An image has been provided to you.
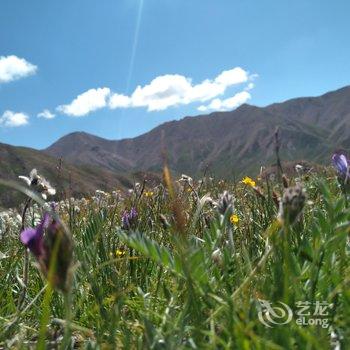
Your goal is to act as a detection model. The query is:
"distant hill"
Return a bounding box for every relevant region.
[0,143,157,208]
[1,85,349,207]
[46,86,350,178]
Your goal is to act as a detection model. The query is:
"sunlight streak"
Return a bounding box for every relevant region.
[126,0,145,94]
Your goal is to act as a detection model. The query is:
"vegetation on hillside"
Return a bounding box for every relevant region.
[0,156,349,349]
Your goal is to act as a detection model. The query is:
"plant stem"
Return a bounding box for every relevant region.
[17,198,32,311]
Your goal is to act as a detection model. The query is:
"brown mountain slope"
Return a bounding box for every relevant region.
[46,132,134,172]
[46,86,350,178]
[0,143,153,208]
[266,85,350,147]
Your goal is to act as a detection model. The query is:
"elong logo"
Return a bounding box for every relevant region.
[257,299,330,328]
[258,300,293,327]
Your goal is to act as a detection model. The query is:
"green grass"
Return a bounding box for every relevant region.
[0,170,349,349]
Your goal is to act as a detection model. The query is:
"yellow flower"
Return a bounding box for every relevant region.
[144,191,154,197]
[115,249,126,257]
[230,214,239,225]
[242,176,256,187]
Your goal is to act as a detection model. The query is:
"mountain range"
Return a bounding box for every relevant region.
[1,85,350,207]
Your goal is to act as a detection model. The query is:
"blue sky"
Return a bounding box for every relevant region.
[0,0,349,149]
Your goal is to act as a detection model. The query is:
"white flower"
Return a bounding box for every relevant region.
[19,168,56,199]
[18,168,38,186]
[211,248,223,266]
[95,189,108,197]
[179,174,193,186]
[15,214,22,223]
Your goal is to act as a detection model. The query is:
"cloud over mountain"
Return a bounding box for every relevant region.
[58,67,255,116]
[57,88,111,117]
[198,91,251,112]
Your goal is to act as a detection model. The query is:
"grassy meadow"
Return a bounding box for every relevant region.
[0,165,349,349]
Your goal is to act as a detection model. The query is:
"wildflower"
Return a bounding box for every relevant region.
[215,191,235,216]
[121,207,138,230]
[282,174,290,188]
[332,151,349,184]
[121,210,130,229]
[295,164,304,181]
[278,185,306,225]
[19,169,56,200]
[144,191,154,197]
[133,183,142,196]
[159,214,171,229]
[115,248,126,257]
[269,173,276,182]
[230,214,239,225]
[295,164,304,172]
[129,207,137,220]
[179,174,193,186]
[242,176,256,187]
[272,190,280,209]
[20,213,48,259]
[211,248,223,266]
[95,189,108,197]
[112,190,121,200]
[218,180,225,187]
[0,211,22,239]
[20,212,73,292]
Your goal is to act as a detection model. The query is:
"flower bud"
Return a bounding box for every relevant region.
[215,191,235,216]
[278,185,306,225]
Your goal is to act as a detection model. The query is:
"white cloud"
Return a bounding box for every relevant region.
[245,82,255,91]
[37,109,55,119]
[198,91,251,112]
[184,79,225,103]
[0,55,37,83]
[57,67,255,116]
[0,110,29,127]
[197,105,208,112]
[112,67,251,112]
[109,93,132,109]
[130,74,191,111]
[214,67,248,87]
[57,87,111,117]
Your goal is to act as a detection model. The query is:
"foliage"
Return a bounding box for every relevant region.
[0,170,349,349]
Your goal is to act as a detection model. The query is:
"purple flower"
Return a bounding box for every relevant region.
[20,212,72,292]
[121,210,130,229]
[121,207,138,230]
[129,207,138,220]
[20,213,50,258]
[332,152,349,180]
